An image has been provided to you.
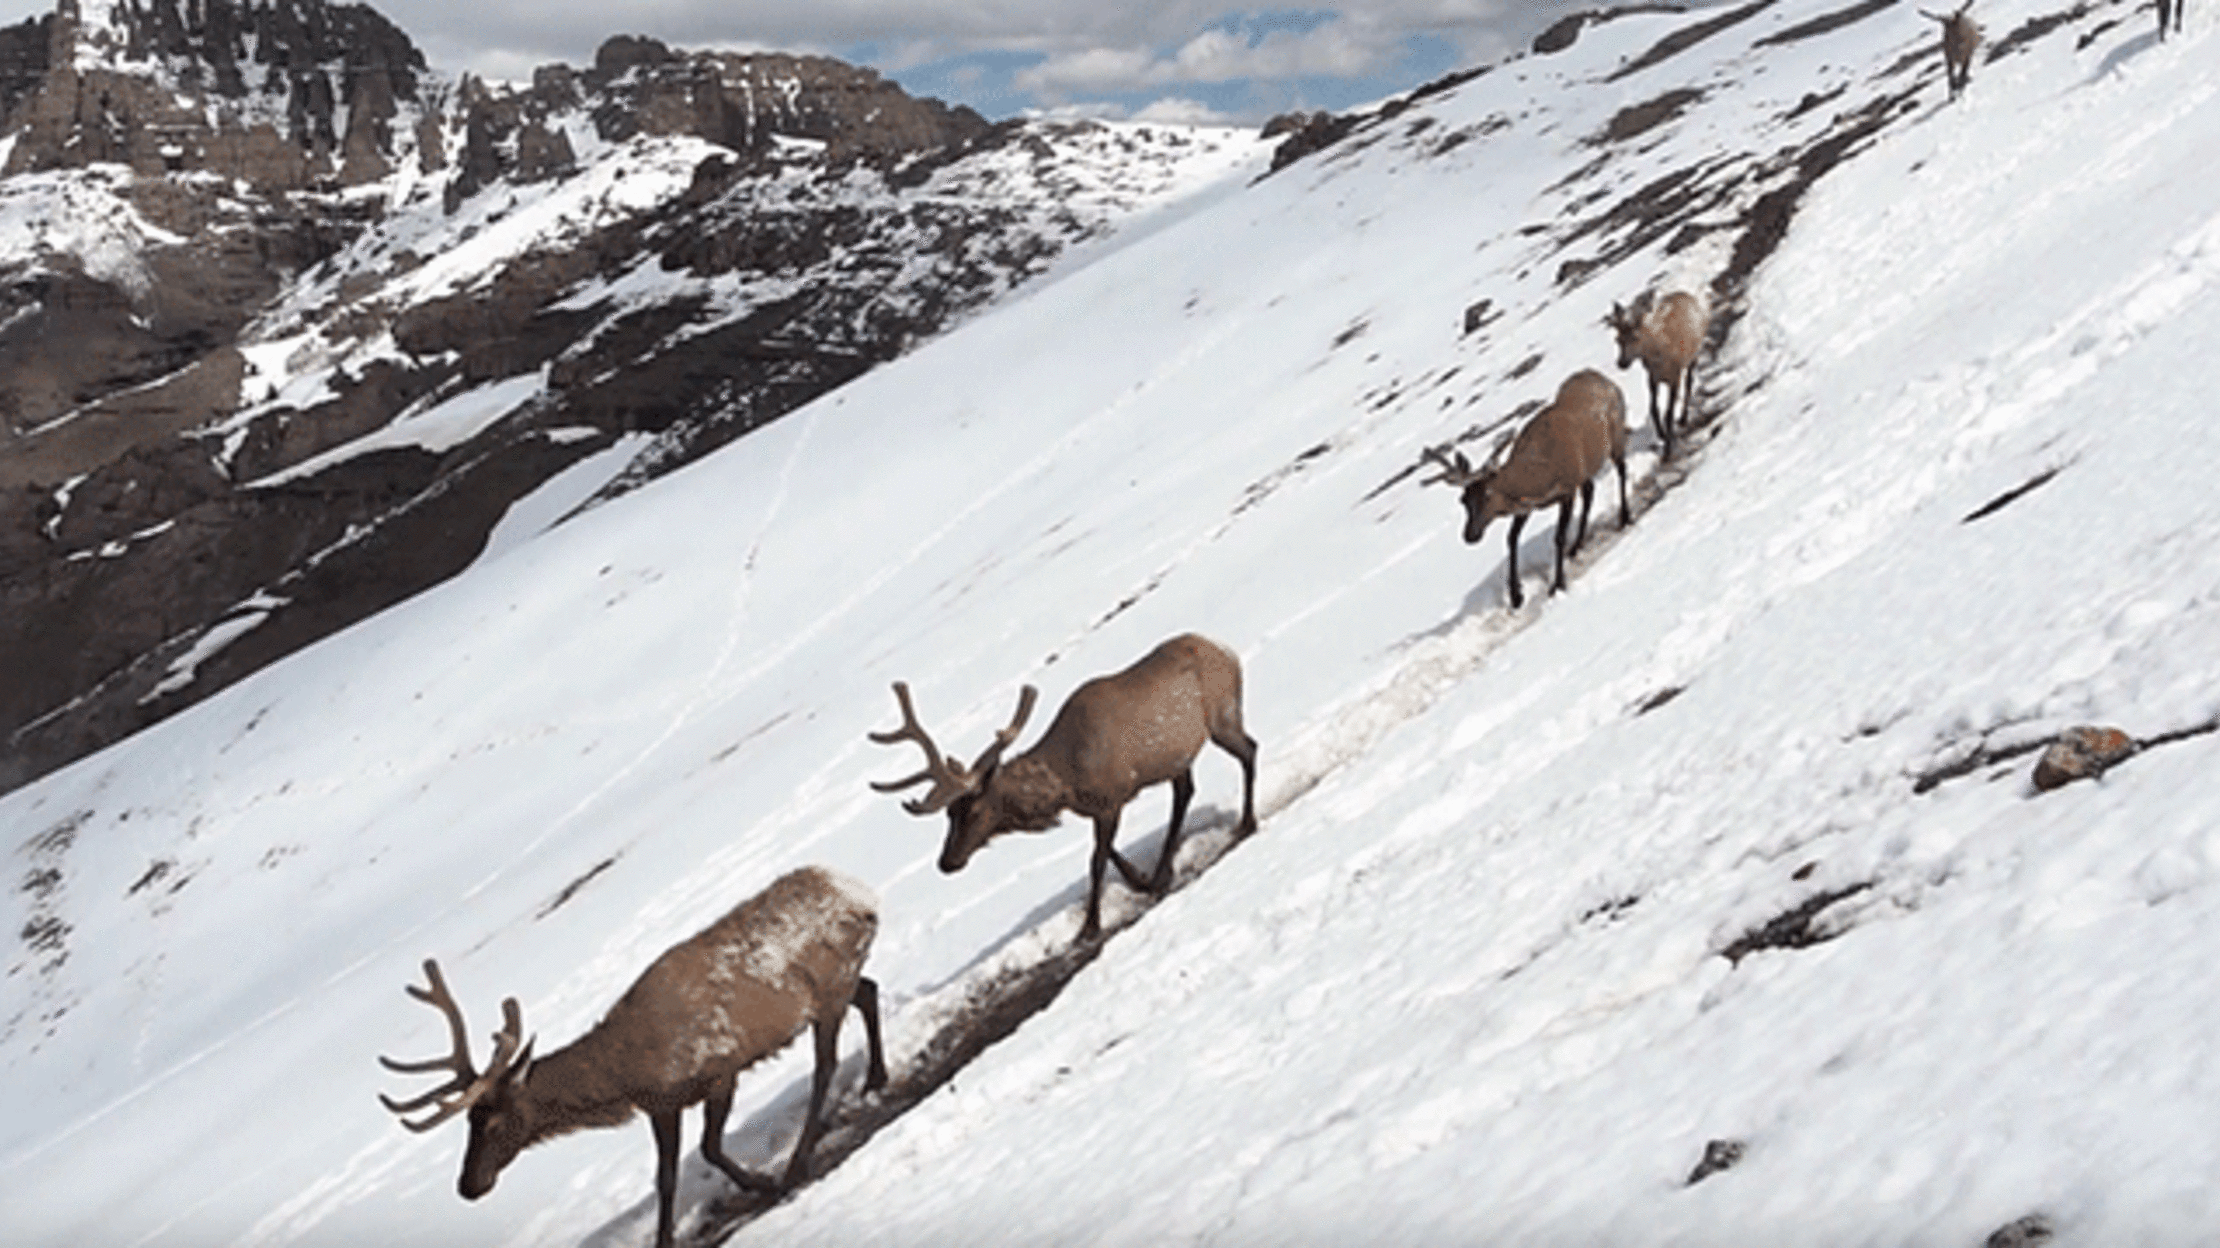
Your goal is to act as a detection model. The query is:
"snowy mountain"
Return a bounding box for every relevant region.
[7,1,2220,1246]
[0,0,1271,791]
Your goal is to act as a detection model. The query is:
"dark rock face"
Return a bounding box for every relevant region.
[3,0,428,188]
[1262,109,1359,172]
[440,38,990,213]
[0,13,53,119]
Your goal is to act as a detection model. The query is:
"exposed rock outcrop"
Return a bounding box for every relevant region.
[440,35,990,213]
[3,0,429,189]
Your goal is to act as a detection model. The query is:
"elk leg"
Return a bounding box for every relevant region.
[1083,813,1134,941]
[851,976,890,1092]
[650,1108,685,1248]
[1573,479,1595,554]
[1501,511,1529,608]
[1214,727,1260,837]
[1151,770,1196,893]
[700,1075,778,1197]
[780,1012,845,1189]
[1551,495,1576,594]
[1103,815,1153,892]
[1613,450,1631,527]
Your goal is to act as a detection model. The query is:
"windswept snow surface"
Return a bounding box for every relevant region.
[7,3,2220,1246]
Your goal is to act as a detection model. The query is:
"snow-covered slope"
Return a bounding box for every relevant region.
[7,2,2220,1245]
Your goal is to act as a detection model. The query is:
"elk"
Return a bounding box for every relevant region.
[870,633,1259,943]
[2158,0,2184,39]
[1923,4,1980,99]
[1606,288,1707,457]
[1423,369,1629,610]
[379,866,889,1248]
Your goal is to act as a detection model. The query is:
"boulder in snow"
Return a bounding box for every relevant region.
[2030,726,2137,792]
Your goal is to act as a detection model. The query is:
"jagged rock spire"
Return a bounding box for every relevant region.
[0,0,429,186]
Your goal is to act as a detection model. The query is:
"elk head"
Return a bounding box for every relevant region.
[378,959,536,1200]
[870,681,1040,871]
[1420,442,1510,544]
[1605,296,1652,370]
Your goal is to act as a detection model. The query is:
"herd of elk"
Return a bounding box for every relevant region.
[387,263,1713,1229]
[380,262,1723,1236]
[1924,3,1981,100]
[870,632,1260,942]
[381,867,887,1248]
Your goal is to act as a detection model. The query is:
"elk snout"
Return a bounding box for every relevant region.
[458,1168,497,1201]
[1460,494,1493,545]
[938,824,979,873]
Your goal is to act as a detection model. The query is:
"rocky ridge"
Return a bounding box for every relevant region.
[0,0,1271,793]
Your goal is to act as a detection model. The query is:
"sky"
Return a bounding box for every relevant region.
[0,0,1621,124]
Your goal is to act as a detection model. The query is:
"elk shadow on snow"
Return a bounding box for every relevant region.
[917,798,1253,989]
[2088,28,2162,80]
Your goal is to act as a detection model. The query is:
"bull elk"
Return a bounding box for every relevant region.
[1424,369,1629,609]
[1606,288,1708,456]
[1923,4,1980,100]
[871,633,1259,943]
[379,866,889,1248]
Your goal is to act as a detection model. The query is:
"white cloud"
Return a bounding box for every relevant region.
[1130,96,1244,126]
[1014,45,1160,94]
[1015,18,1406,99]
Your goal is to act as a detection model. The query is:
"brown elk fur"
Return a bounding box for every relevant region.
[1426,369,1629,610]
[873,633,1259,942]
[381,867,889,1248]
[1924,4,1980,99]
[1608,288,1708,456]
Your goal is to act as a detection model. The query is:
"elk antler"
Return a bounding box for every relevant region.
[1419,444,1482,489]
[869,682,1037,815]
[966,684,1038,778]
[378,959,529,1133]
[869,682,981,814]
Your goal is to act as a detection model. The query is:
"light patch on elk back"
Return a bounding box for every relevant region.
[710,870,874,1001]
[625,868,876,1083]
